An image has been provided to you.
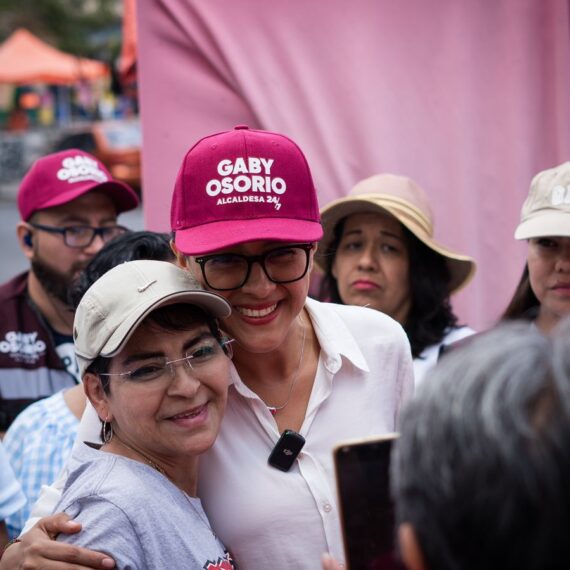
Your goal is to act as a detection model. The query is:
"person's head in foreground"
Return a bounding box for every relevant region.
[16,148,139,307]
[316,174,475,357]
[502,161,570,333]
[392,319,570,570]
[76,259,232,485]
[170,125,323,356]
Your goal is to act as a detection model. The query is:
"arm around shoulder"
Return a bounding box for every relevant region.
[0,512,115,569]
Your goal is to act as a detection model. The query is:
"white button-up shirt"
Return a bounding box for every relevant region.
[198,298,413,569]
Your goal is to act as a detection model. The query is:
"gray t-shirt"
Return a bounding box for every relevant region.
[55,443,235,570]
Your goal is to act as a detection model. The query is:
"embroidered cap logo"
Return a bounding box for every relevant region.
[57,155,108,184]
[205,157,286,211]
[170,125,323,255]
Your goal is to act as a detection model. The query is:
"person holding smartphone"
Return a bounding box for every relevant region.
[3,126,413,570]
[325,319,570,570]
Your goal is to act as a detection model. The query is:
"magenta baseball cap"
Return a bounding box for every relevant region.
[171,125,323,255]
[18,149,139,221]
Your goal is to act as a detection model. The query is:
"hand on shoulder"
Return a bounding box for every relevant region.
[0,513,115,569]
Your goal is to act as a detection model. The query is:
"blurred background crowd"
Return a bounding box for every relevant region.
[0,0,140,200]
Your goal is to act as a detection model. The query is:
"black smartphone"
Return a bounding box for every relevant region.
[268,429,305,472]
[334,433,405,570]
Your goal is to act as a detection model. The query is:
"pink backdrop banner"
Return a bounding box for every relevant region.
[137,0,570,330]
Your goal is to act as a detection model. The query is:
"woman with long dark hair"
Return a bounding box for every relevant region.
[317,174,476,385]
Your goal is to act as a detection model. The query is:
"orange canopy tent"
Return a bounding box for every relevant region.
[0,28,108,85]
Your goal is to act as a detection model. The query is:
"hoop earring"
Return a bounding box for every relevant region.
[102,418,114,444]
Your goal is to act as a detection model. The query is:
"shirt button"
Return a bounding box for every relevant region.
[323,503,332,513]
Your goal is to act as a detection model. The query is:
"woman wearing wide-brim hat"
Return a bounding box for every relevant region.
[316,173,477,386]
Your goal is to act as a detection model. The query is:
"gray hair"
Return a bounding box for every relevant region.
[392,319,570,570]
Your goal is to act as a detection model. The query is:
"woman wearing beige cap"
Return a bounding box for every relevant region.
[2,260,237,569]
[502,162,570,333]
[317,174,476,385]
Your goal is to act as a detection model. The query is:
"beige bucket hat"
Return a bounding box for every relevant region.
[317,174,476,294]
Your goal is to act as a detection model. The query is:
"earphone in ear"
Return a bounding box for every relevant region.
[24,233,33,247]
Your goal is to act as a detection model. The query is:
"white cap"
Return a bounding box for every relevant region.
[515,161,570,240]
[74,260,231,378]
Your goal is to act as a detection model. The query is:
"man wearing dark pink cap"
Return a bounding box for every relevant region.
[0,149,139,434]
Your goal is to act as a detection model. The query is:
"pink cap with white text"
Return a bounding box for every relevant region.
[171,126,323,255]
[18,149,139,221]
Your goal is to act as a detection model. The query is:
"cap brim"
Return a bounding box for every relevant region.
[175,218,323,255]
[317,198,476,294]
[38,180,139,217]
[100,289,231,358]
[515,212,570,240]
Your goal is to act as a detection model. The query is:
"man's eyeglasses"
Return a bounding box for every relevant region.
[194,243,313,291]
[98,337,234,387]
[28,223,128,248]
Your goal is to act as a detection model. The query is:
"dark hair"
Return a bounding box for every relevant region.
[317,217,457,357]
[69,231,174,308]
[500,264,539,322]
[86,303,224,395]
[392,321,570,570]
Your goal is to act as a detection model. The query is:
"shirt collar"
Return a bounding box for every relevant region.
[228,297,371,401]
[304,297,370,375]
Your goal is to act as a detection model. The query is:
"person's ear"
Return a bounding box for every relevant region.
[170,239,188,268]
[308,243,318,272]
[16,222,34,258]
[398,523,427,570]
[83,373,112,422]
[171,240,203,282]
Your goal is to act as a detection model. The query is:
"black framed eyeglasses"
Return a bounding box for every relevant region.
[28,223,128,248]
[194,243,314,291]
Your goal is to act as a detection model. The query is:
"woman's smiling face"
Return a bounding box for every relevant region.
[184,240,314,355]
[86,310,231,467]
[332,212,411,323]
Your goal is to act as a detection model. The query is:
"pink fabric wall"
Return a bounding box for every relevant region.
[137,0,570,330]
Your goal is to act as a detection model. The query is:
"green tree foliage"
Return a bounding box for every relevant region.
[0,0,122,61]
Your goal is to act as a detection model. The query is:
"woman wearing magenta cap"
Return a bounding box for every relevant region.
[501,162,570,333]
[316,174,476,386]
[5,127,413,570]
[172,126,413,569]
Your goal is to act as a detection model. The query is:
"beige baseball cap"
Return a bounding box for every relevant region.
[317,174,476,294]
[515,161,570,240]
[74,259,231,378]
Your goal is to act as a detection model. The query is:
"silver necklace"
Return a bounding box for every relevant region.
[264,322,307,416]
[113,434,168,476]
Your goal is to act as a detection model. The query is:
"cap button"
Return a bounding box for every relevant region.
[234,125,250,130]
